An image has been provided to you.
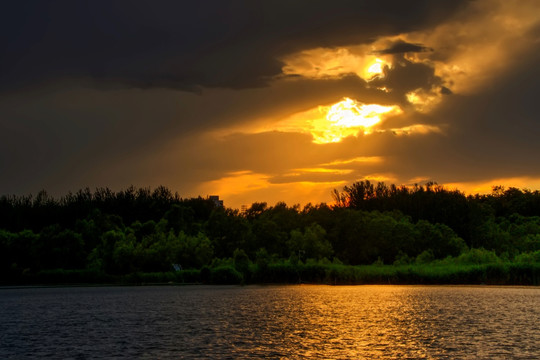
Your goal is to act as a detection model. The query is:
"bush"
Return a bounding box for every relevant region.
[514,250,540,264]
[137,271,176,283]
[455,248,501,264]
[29,269,111,284]
[178,269,201,283]
[299,263,327,283]
[255,262,299,283]
[508,263,540,285]
[210,266,243,284]
[416,250,435,264]
[393,251,412,266]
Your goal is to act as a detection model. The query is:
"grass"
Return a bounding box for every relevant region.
[2,262,539,286]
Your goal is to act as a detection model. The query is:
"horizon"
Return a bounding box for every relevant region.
[2,180,539,211]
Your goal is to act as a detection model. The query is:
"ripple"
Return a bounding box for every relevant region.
[0,285,539,359]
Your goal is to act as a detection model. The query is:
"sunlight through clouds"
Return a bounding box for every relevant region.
[2,0,539,209]
[387,124,444,136]
[224,97,404,144]
[401,0,540,95]
[279,0,540,115]
[281,47,392,81]
[310,98,402,143]
[143,0,540,207]
[319,156,384,167]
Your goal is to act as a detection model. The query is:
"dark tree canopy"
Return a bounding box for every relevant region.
[1,182,539,284]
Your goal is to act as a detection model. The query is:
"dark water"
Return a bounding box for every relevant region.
[0,285,539,359]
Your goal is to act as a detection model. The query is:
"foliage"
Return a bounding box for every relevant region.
[454,248,502,265]
[0,183,540,285]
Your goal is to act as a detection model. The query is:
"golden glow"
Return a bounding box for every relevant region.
[405,88,443,113]
[293,167,353,174]
[320,156,384,166]
[445,176,540,195]
[200,171,271,196]
[190,0,540,209]
[281,47,391,81]
[327,99,388,127]
[310,98,402,143]
[365,58,385,78]
[362,174,397,183]
[390,124,443,136]
[198,170,347,209]
[407,176,432,184]
[401,0,540,94]
[277,0,540,118]
[219,97,403,144]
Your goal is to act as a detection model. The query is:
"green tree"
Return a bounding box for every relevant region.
[205,208,253,258]
[233,248,252,280]
[112,232,136,274]
[38,225,85,270]
[288,223,333,260]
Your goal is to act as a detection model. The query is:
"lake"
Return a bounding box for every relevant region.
[0,285,539,359]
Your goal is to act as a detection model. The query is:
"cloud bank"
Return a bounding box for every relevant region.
[1,0,539,208]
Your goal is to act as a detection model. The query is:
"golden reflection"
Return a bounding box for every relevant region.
[278,285,436,358]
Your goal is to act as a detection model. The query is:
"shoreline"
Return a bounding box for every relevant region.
[1,283,539,291]
[2,262,539,287]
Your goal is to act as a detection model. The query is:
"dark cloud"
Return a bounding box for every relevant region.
[158,43,540,194]
[1,0,470,92]
[0,75,375,195]
[440,86,452,95]
[2,0,539,207]
[377,45,540,184]
[375,40,433,54]
[370,56,442,102]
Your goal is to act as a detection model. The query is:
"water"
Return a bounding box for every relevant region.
[0,285,539,359]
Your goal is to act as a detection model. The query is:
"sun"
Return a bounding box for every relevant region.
[365,58,386,78]
[310,98,401,143]
[327,98,390,128]
[238,97,402,145]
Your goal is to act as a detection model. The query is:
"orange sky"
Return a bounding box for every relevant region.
[1,0,540,209]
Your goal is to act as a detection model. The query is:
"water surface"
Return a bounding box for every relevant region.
[1,285,539,359]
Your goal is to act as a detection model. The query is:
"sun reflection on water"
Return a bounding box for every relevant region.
[3,285,539,359]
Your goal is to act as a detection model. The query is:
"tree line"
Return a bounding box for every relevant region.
[0,181,539,284]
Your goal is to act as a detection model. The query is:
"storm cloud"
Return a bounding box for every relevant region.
[1,0,469,92]
[1,0,539,208]
[375,40,433,55]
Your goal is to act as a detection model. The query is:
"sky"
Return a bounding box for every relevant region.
[1,0,540,208]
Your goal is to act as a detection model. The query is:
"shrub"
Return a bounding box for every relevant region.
[416,250,435,264]
[514,250,540,264]
[456,248,501,264]
[210,266,243,284]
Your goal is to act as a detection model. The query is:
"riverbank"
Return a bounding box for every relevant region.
[3,262,539,287]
